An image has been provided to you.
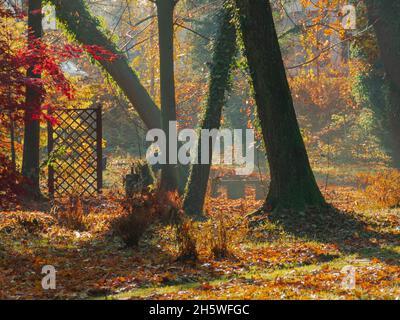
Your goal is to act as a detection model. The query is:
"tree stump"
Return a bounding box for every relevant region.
[124,161,155,197]
[125,172,141,198]
[254,182,266,200]
[226,180,245,199]
[210,177,221,198]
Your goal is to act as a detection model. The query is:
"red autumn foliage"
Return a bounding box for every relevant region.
[0,153,27,209]
[0,4,118,202]
[0,4,118,121]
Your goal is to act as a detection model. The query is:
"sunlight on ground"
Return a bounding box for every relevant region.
[1,168,399,299]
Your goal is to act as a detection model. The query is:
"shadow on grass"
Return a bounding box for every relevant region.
[265,205,400,266]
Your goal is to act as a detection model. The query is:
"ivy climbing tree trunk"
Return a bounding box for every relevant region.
[183,6,237,217]
[235,0,325,212]
[48,0,161,130]
[156,0,179,191]
[22,0,42,198]
[365,0,400,168]
[349,2,390,164]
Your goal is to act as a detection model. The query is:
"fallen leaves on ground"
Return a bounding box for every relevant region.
[0,185,399,300]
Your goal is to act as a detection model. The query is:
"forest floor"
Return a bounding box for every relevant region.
[0,165,399,300]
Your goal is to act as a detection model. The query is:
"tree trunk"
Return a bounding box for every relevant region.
[50,0,189,191]
[9,111,16,172]
[156,0,178,191]
[235,0,325,211]
[183,6,237,217]
[149,6,156,99]
[365,0,400,167]
[386,83,400,167]
[49,0,161,130]
[22,0,42,197]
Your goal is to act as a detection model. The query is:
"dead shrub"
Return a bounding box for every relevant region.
[175,218,198,261]
[111,190,183,247]
[111,194,154,247]
[111,206,151,247]
[56,196,86,231]
[210,217,229,259]
[156,191,183,225]
[11,213,54,235]
[357,169,400,208]
[174,212,247,261]
[111,189,246,260]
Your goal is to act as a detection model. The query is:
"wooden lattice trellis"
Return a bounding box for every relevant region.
[48,106,102,198]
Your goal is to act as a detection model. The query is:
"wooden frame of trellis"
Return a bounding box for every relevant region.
[47,106,102,198]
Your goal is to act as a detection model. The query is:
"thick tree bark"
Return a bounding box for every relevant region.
[183,7,237,217]
[156,0,179,191]
[22,0,42,197]
[49,0,161,130]
[9,111,16,172]
[365,0,400,167]
[149,8,156,100]
[235,0,325,211]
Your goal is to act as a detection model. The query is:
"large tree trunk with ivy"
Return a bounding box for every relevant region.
[48,0,161,130]
[22,0,42,198]
[350,2,391,164]
[156,0,179,191]
[365,0,400,167]
[183,7,237,218]
[235,0,325,212]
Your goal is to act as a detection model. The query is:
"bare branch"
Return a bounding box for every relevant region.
[174,22,211,41]
[286,21,378,70]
